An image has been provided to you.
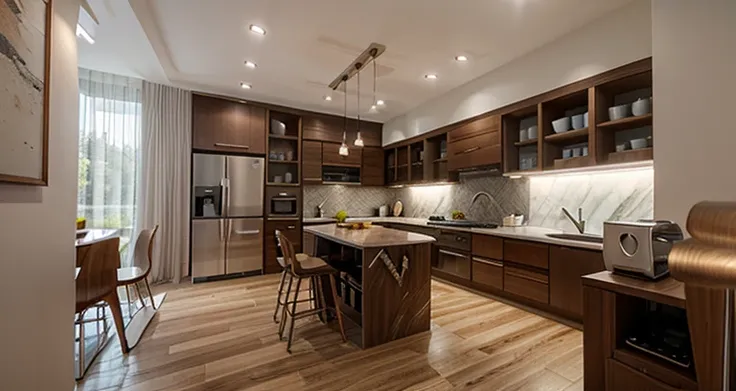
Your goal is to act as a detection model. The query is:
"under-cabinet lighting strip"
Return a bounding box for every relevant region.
[503,160,653,178]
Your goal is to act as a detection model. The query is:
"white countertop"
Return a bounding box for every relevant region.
[304,224,436,248]
[304,217,602,251]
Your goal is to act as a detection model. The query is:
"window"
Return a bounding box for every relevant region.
[77,69,142,264]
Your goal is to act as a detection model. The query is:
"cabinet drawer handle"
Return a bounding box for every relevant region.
[304,177,322,181]
[506,270,547,284]
[439,249,469,259]
[215,143,250,149]
[287,225,296,229]
[462,146,480,154]
[473,257,503,267]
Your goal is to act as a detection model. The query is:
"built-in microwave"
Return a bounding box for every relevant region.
[266,187,301,217]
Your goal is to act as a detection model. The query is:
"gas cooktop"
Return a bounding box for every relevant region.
[426,216,498,229]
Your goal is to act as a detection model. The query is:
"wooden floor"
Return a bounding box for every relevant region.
[76,274,583,391]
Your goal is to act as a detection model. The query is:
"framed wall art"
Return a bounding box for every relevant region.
[0,0,52,185]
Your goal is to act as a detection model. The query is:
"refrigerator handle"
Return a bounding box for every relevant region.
[219,219,226,243]
[221,157,230,216]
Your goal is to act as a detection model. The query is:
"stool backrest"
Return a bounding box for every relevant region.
[75,236,120,313]
[275,230,303,275]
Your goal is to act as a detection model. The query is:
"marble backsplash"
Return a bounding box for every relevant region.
[528,168,654,235]
[304,168,654,236]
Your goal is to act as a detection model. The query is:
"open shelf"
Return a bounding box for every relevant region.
[544,128,589,144]
[268,160,299,164]
[411,162,423,166]
[514,138,538,147]
[433,157,447,163]
[266,182,300,187]
[268,134,299,141]
[607,147,653,164]
[598,114,652,131]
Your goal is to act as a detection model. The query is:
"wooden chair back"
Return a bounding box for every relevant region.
[133,225,159,274]
[275,230,303,275]
[75,236,120,313]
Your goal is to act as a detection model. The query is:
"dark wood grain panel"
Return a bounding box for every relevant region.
[504,239,549,270]
[684,286,727,391]
[302,114,382,147]
[192,94,265,154]
[549,245,605,320]
[447,131,501,171]
[322,142,362,167]
[362,147,385,186]
[581,271,685,309]
[472,234,503,260]
[606,359,681,391]
[302,140,322,184]
[583,286,615,391]
[447,114,500,143]
[247,105,267,155]
[503,265,549,304]
[264,219,301,274]
[613,349,698,391]
[472,258,503,290]
[362,243,432,349]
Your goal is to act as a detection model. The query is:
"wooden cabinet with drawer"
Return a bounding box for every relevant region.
[504,239,549,269]
[322,142,362,167]
[447,114,501,171]
[302,140,322,184]
[472,234,503,260]
[192,94,266,154]
[504,265,549,304]
[264,219,302,274]
[606,359,683,391]
[549,245,605,320]
[472,257,504,290]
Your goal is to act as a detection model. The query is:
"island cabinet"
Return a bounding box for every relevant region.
[447,114,502,171]
[192,94,266,155]
[549,245,605,321]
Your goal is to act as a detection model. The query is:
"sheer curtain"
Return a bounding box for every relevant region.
[139,81,191,283]
[77,69,142,265]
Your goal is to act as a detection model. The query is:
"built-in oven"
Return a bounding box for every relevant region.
[266,186,301,218]
[433,230,471,279]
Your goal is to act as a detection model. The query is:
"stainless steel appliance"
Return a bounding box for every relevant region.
[266,187,299,217]
[191,153,265,282]
[603,220,684,280]
[433,230,471,279]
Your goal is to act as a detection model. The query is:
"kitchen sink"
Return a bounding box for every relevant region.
[546,233,603,243]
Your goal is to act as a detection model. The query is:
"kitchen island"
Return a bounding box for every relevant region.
[304,224,436,349]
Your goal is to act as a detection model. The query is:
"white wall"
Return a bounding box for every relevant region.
[0,0,80,389]
[652,1,736,228]
[383,0,652,145]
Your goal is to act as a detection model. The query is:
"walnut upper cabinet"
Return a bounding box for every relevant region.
[192,94,266,154]
[447,114,501,171]
[362,147,385,186]
[302,140,322,184]
[302,114,382,147]
[322,142,362,167]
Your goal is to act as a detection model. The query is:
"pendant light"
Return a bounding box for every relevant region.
[369,54,379,113]
[339,76,349,156]
[354,63,364,147]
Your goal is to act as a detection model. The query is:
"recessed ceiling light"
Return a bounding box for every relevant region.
[455,55,468,62]
[249,24,266,35]
[240,82,252,89]
[244,61,257,69]
[425,74,438,80]
[324,95,332,101]
[376,100,385,106]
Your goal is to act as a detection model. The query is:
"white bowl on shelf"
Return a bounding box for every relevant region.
[527,125,538,139]
[630,138,648,150]
[270,119,286,136]
[519,128,528,142]
[571,114,585,130]
[608,104,631,121]
[631,98,652,116]
[583,112,589,127]
[552,117,571,133]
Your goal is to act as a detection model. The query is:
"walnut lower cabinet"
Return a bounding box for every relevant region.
[549,245,605,320]
[264,220,301,274]
[472,257,503,290]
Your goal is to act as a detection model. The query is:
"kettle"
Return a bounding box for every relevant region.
[379,205,389,217]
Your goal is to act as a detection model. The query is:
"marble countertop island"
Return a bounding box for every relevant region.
[304,224,436,249]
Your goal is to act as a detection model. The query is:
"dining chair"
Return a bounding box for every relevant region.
[117,226,159,311]
[276,230,346,353]
[75,236,128,378]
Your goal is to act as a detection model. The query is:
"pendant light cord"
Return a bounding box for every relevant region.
[343,78,347,143]
[373,57,377,106]
[356,65,361,135]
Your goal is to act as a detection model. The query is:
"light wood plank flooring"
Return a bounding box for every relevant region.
[76,274,583,391]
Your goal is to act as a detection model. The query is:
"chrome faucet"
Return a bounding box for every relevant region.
[470,191,505,218]
[562,207,586,234]
[317,194,333,218]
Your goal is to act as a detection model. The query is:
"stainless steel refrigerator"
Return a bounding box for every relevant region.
[191,153,264,282]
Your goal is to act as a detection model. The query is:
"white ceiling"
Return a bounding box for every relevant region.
[78,0,634,122]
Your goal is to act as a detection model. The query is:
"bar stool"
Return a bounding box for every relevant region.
[272,247,309,323]
[275,231,347,353]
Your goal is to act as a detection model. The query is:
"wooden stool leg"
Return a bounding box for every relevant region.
[273,268,287,323]
[134,283,146,308]
[144,278,157,310]
[309,276,315,310]
[105,292,129,354]
[329,274,347,342]
[287,277,302,353]
[279,273,294,339]
[317,277,328,324]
